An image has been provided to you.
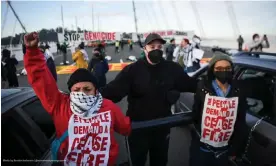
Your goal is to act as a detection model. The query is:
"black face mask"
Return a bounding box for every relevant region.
[214,71,233,84]
[147,49,163,64]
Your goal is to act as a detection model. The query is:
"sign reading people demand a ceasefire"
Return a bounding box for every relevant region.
[64,112,112,165]
[58,32,121,42]
[200,94,239,148]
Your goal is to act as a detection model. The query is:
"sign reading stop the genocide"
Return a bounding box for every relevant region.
[200,94,239,148]
[58,32,120,43]
[84,32,116,41]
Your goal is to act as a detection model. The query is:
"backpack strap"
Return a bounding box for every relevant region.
[51,130,68,160]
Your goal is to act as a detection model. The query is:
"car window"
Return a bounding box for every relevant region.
[238,68,276,125]
[2,114,44,164]
[22,99,56,139]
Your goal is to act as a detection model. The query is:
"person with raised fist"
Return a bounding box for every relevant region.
[23,32,131,166]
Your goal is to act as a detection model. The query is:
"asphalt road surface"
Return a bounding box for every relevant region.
[16,45,214,166]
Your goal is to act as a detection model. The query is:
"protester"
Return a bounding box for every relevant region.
[115,40,120,53]
[79,42,89,62]
[1,61,9,89]
[100,33,197,166]
[174,38,202,73]
[88,47,109,88]
[192,35,201,49]
[72,46,88,69]
[44,44,57,82]
[237,35,244,51]
[22,43,26,55]
[173,38,188,67]
[129,39,133,51]
[165,38,176,61]
[23,32,131,165]
[189,52,248,166]
[101,40,106,51]
[56,42,61,54]
[61,41,69,65]
[2,49,19,87]
[248,33,270,52]
[120,39,125,50]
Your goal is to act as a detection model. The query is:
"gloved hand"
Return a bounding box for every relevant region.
[166,90,180,105]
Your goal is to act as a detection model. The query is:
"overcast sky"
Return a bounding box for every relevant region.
[1,0,276,39]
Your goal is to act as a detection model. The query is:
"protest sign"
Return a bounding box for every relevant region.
[200,94,239,147]
[58,32,121,43]
[65,112,111,166]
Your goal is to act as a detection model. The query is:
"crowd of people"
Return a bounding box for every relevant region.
[18,31,256,166]
[115,39,134,54]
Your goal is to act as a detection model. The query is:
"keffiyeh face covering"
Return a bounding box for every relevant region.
[70,91,103,118]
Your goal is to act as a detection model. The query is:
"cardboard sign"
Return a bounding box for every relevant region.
[200,94,239,148]
[64,112,111,166]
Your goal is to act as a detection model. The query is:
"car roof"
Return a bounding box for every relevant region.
[1,88,68,114]
[1,87,36,114]
[191,53,276,77]
[232,57,276,71]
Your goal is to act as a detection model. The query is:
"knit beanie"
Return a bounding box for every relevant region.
[67,68,98,91]
[208,52,232,67]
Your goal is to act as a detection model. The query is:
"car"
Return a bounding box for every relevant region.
[1,88,192,165]
[1,88,54,166]
[174,51,276,166]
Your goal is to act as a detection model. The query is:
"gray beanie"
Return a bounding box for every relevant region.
[208,52,232,67]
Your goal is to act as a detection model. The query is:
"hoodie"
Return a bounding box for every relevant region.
[24,47,131,165]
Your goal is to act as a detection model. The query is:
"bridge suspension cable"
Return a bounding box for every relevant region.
[171,1,183,31]
[7,0,27,33]
[2,3,10,35]
[225,1,240,38]
[157,1,169,30]
[190,1,206,38]
[148,2,161,31]
[10,19,17,54]
[141,2,154,31]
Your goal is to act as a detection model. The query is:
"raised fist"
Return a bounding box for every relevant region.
[24,32,39,48]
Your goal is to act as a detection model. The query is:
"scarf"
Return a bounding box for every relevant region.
[70,91,103,118]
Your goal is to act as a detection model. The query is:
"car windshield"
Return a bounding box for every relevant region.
[1,89,22,99]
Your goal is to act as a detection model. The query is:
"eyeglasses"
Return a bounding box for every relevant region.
[214,66,232,71]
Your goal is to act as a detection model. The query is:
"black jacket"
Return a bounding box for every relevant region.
[192,76,248,156]
[100,57,197,121]
[166,44,176,61]
[88,57,109,88]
